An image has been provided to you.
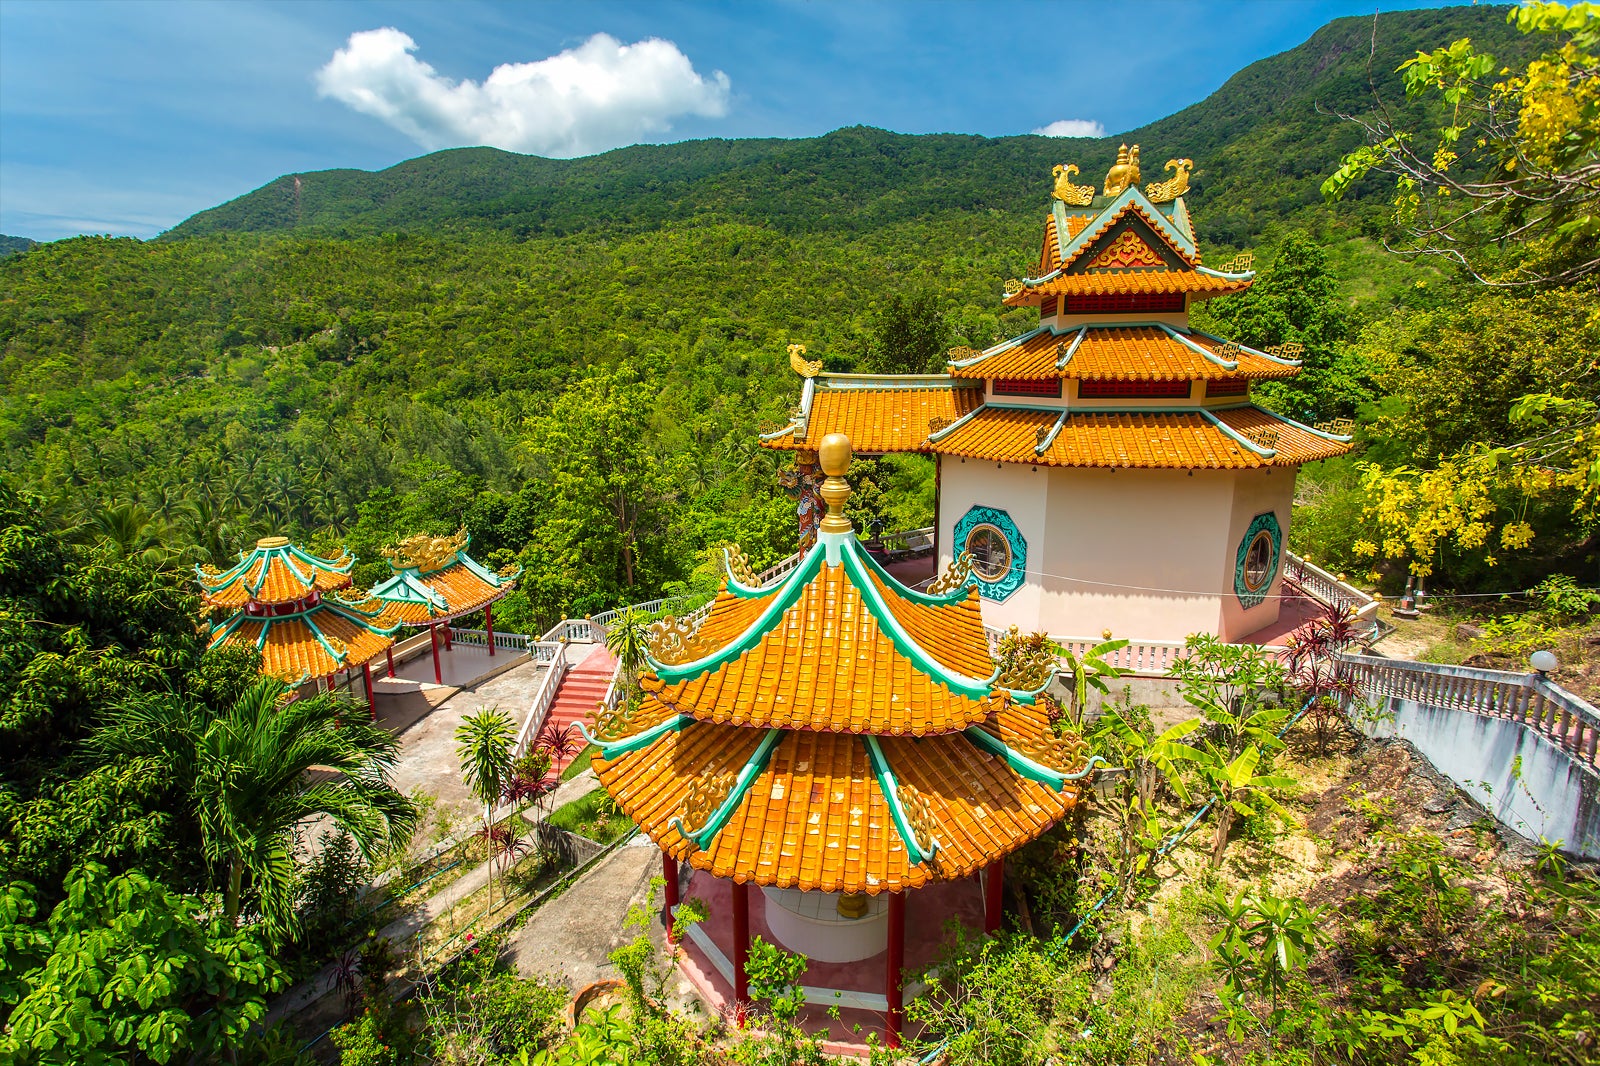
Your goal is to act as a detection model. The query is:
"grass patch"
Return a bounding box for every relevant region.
[561,744,598,781]
[547,789,634,845]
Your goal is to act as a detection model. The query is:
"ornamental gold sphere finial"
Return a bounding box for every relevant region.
[817,432,854,534]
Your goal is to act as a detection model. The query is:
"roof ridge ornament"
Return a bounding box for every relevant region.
[1051,163,1094,206]
[1145,158,1194,203]
[1103,144,1141,197]
[817,433,854,534]
[789,343,821,378]
[383,527,468,573]
[926,551,975,595]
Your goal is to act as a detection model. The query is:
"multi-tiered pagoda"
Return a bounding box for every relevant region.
[370,529,521,685]
[762,150,1353,644]
[586,433,1093,1046]
[198,536,401,715]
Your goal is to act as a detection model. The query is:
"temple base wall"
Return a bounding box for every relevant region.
[937,459,1299,645]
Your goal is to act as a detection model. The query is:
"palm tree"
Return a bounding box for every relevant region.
[455,707,516,911]
[603,608,653,698]
[95,678,417,941]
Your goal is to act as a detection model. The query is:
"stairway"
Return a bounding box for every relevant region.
[543,644,617,774]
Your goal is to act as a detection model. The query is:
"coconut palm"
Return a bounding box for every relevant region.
[95,677,417,941]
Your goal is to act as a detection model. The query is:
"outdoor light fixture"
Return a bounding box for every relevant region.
[1530,649,1558,675]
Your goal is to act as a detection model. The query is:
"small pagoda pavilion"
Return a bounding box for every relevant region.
[585,434,1094,1045]
[761,150,1354,645]
[198,536,402,716]
[370,529,522,685]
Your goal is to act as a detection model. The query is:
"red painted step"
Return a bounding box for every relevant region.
[537,645,618,775]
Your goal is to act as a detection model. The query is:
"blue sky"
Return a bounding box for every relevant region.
[0,0,1458,241]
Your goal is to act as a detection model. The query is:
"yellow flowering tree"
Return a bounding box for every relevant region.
[1354,393,1597,576]
[1323,2,1599,287]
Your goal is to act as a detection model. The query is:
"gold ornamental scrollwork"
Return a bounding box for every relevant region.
[1218,251,1255,274]
[897,780,941,859]
[724,544,759,586]
[1265,341,1305,361]
[1245,428,1281,450]
[927,551,975,595]
[680,768,738,837]
[1002,279,1024,296]
[1034,422,1054,448]
[590,702,633,742]
[996,649,1057,692]
[1316,417,1355,437]
[928,415,953,435]
[1010,729,1090,775]
[1145,158,1193,203]
[1051,163,1095,206]
[947,345,980,363]
[647,614,719,666]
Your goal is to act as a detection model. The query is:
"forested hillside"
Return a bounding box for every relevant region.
[0,3,1591,633]
[171,7,1527,248]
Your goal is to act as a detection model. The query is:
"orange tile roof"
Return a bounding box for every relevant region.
[198,539,353,608]
[642,561,999,736]
[932,406,1352,470]
[372,559,517,625]
[1004,269,1252,307]
[950,327,1300,382]
[212,597,400,683]
[760,382,982,453]
[592,699,1079,893]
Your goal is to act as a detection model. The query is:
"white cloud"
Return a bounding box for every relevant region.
[316,28,731,157]
[1032,119,1106,138]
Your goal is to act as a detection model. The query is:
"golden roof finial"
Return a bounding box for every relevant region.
[817,433,853,534]
[1103,143,1141,197]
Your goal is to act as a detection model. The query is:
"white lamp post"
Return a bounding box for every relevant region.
[1530,649,1559,676]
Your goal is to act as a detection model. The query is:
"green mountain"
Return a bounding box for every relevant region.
[0,4,1548,623]
[0,236,37,258]
[170,6,1528,249]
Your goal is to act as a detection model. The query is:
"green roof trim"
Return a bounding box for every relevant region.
[578,713,694,759]
[864,735,937,866]
[647,543,825,680]
[839,543,1000,699]
[965,728,1109,790]
[852,541,974,607]
[1199,408,1277,458]
[669,728,784,851]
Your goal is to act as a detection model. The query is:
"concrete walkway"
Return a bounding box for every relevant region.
[504,835,664,993]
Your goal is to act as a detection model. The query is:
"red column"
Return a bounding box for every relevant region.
[429,624,442,685]
[732,880,750,1026]
[364,661,376,722]
[662,851,680,942]
[444,623,453,650]
[485,603,496,657]
[886,891,906,1048]
[984,858,1003,935]
[386,646,395,679]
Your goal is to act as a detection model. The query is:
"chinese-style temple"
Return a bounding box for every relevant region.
[585,433,1095,1045]
[370,529,521,685]
[197,536,401,716]
[762,150,1354,644]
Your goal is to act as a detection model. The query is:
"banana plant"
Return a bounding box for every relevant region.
[1089,700,1207,901]
[1195,744,1297,869]
[1059,637,1132,729]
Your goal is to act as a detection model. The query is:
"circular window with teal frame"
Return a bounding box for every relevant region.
[953,505,1027,601]
[1234,512,1282,609]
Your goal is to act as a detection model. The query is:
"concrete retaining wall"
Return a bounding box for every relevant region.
[1357,696,1600,858]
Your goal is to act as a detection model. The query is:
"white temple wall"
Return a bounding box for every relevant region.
[936,457,1047,632]
[1037,467,1232,642]
[1217,467,1298,642]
